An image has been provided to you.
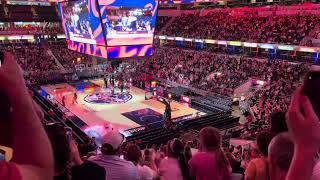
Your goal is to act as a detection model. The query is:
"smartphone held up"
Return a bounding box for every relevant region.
[302,71,320,119]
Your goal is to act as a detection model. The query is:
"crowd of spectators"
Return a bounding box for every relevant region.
[0,34,319,180]
[0,43,58,72]
[49,41,93,70]
[129,47,309,97]
[163,12,320,45]
[0,24,64,35]
[3,73,320,180]
[125,47,310,143]
[155,16,172,33]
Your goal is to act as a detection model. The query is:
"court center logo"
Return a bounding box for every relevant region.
[84,92,132,104]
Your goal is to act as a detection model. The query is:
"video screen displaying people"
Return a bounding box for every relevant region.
[61,0,95,44]
[106,8,153,34]
[102,6,156,46]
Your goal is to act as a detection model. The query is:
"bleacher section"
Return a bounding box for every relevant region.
[0,4,6,21]
[181,112,239,131]
[7,5,34,21]
[0,4,59,22]
[34,5,60,22]
[168,86,233,113]
[125,112,239,147]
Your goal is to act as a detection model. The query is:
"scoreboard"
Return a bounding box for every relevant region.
[57,0,158,59]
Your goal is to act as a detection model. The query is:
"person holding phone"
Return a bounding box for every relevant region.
[285,86,320,180]
[0,52,54,180]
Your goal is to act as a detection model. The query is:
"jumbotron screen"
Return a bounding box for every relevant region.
[58,0,158,59]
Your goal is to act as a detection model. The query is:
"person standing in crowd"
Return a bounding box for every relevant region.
[0,52,54,179]
[189,127,231,180]
[89,131,139,180]
[268,132,294,180]
[126,144,157,180]
[245,131,273,180]
[143,148,158,172]
[104,76,108,89]
[159,138,190,180]
[45,123,72,180]
[62,95,66,107]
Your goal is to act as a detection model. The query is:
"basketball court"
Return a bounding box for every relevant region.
[42,79,205,137]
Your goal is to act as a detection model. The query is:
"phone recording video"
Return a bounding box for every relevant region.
[302,71,320,119]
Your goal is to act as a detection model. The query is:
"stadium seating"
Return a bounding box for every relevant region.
[34,5,60,22]
[7,5,34,21]
[161,12,320,45]
[1,3,318,179]
[155,16,172,33]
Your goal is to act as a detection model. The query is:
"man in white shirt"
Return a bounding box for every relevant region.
[89,131,139,180]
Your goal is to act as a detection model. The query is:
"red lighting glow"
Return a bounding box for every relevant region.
[181,95,191,103]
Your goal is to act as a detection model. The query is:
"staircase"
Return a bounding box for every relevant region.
[158,16,176,35]
[46,49,66,72]
[233,78,253,98]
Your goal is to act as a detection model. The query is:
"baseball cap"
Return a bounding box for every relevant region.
[101,131,125,150]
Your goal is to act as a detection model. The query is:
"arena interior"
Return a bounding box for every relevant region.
[0,0,320,180]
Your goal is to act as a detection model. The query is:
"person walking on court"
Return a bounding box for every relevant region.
[62,95,66,107]
[72,92,78,104]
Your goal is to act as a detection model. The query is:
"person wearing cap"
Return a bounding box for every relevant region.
[88,131,139,180]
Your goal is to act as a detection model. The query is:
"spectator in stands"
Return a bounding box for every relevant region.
[270,111,288,136]
[45,123,72,180]
[46,123,100,180]
[89,131,139,180]
[184,146,192,165]
[189,127,231,180]
[143,148,157,172]
[225,146,243,174]
[159,138,190,180]
[245,131,273,180]
[163,10,319,45]
[268,133,294,180]
[0,52,54,179]
[126,144,157,180]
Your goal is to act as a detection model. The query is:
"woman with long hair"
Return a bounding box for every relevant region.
[189,127,231,180]
[245,131,273,180]
[143,148,158,172]
[159,138,190,180]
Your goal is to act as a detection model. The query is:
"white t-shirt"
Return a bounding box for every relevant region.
[158,157,183,180]
[137,165,155,180]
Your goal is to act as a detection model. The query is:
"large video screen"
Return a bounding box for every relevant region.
[58,0,105,45]
[99,0,158,46]
[58,0,158,59]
